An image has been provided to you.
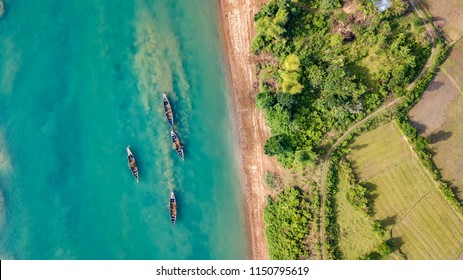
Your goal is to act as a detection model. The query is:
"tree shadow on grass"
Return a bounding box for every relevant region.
[388,237,406,259]
[378,215,398,228]
[350,143,368,150]
[363,182,378,214]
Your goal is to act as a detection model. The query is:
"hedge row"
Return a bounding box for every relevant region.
[394,41,463,214]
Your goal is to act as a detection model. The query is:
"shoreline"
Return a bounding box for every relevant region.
[218,0,281,260]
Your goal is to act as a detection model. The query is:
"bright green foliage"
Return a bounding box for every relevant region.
[253,0,431,168]
[280,70,304,94]
[338,160,371,214]
[280,53,303,94]
[346,184,369,213]
[283,53,300,71]
[264,187,312,259]
[255,8,288,41]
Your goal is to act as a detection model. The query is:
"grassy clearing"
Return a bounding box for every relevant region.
[336,166,383,259]
[346,122,463,259]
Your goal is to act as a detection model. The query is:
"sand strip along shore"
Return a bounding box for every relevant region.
[219,0,284,260]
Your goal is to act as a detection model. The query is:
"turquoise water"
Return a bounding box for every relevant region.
[0,0,248,259]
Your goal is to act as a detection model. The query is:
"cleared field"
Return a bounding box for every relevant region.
[347,123,463,259]
[409,71,459,136]
[409,40,463,202]
[366,159,434,220]
[336,167,383,259]
[421,0,463,42]
[441,40,463,89]
[393,191,463,259]
[349,123,412,180]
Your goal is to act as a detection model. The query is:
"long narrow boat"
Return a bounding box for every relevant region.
[169,192,177,226]
[163,93,174,128]
[126,146,139,182]
[170,130,184,160]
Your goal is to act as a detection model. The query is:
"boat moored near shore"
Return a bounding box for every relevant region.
[170,130,184,160]
[170,192,177,226]
[163,93,174,128]
[126,146,139,182]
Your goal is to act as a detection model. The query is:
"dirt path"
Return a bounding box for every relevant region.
[318,0,438,259]
[219,0,282,260]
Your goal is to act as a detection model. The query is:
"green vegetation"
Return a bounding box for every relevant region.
[264,187,312,259]
[323,163,341,259]
[340,161,370,214]
[335,160,384,259]
[253,0,430,168]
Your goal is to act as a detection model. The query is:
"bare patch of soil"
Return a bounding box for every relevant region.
[342,0,357,14]
[409,72,459,136]
[421,0,463,42]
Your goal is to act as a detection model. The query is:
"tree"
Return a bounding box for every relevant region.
[255,7,288,41]
[280,71,304,94]
[264,134,293,156]
[256,92,277,110]
[283,53,301,71]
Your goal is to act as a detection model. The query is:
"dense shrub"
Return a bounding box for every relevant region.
[264,187,312,259]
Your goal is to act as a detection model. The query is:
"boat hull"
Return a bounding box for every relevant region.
[163,93,174,128]
[126,146,139,182]
[170,130,184,160]
[170,192,177,226]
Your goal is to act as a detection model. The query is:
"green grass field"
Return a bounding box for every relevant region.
[345,123,463,259]
[336,166,383,259]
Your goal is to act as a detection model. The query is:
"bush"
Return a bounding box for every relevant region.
[264,187,312,259]
[264,171,283,189]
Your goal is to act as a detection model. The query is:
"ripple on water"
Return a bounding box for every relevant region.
[0,37,22,95]
[0,130,12,174]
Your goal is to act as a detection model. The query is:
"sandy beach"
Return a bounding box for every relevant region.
[219,0,282,260]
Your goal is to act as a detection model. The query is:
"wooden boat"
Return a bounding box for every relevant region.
[170,130,184,160]
[163,93,174,128]
[0,1,4,18]
[126,146,139,182]
[169,192,177,226]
